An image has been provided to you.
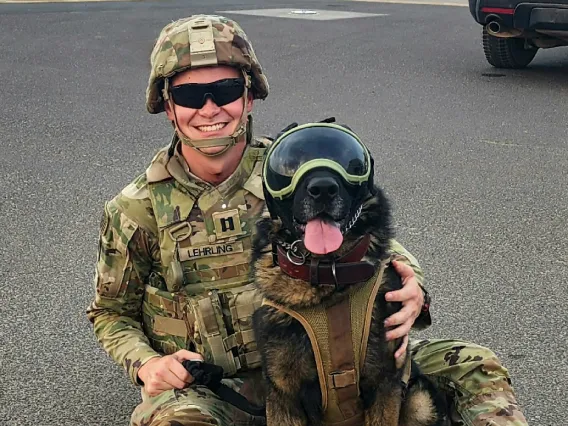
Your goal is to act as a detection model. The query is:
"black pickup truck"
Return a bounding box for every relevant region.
[469,0,568,67]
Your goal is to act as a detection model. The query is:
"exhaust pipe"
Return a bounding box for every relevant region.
[486,20,523,38]
[487,20,501,35]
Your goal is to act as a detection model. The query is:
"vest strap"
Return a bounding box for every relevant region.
[239,350,262,368]
[198,298,220,335]
[153,315,189,337]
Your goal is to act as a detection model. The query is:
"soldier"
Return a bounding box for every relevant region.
[86,14,530,426]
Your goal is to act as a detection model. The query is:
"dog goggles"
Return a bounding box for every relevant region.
[264,123,371,200]
[170,78,245,109]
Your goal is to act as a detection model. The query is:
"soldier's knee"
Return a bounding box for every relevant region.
[153,415,217,426]
[443,341,515,398]
[134,407,219,426]
[413,339,501,366]
[412,339,512,387]
[445,341,501,366]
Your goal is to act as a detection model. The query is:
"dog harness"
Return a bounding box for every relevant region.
[263,256,411,426]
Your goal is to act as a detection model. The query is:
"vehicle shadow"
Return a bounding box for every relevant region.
[520,48,568,76]
[478,51,568,86]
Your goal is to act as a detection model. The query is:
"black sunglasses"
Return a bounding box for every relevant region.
[169,78,245,109]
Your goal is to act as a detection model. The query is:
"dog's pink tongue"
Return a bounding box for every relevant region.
[304,218,343,254]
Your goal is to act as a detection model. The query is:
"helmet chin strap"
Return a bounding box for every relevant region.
[163,72,251,158]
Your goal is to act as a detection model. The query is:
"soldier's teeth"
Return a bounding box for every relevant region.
[197,123,226,132]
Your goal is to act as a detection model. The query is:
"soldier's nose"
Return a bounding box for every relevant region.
[198,97,221,116]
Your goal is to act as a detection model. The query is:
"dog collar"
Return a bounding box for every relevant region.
[276,235,376,289]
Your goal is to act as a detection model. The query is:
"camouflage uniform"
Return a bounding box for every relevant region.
[86,15,529,426]
[410,339,528,426]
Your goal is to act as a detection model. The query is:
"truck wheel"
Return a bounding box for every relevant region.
[482,27,538,68]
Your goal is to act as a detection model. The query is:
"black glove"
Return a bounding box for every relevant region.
[182,360,266,417]
[182,360,224,390]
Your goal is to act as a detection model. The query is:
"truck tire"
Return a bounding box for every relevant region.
[482,27,538,68]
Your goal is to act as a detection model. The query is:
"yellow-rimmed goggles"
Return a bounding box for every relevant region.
[263,123,371,200]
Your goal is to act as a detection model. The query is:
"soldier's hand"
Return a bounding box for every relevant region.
[384,260,424,359]
[137,349,204,397]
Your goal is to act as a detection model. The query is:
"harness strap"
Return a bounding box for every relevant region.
[359,257,413,388]
[322,415,364,426]
[261,298,329,411]
[327,299,361,419]
[360,257,390,363]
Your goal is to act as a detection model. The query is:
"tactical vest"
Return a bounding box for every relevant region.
[263,260,411,426]
[141,144,267,376]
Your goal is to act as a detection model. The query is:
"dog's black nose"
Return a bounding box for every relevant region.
[307,177,339,201]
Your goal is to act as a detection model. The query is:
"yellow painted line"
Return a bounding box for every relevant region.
[351,0,468,7]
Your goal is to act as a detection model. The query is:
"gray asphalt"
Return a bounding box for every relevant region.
[1,0,567,424]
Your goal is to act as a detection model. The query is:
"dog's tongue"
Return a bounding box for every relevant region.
[304,218,343,254]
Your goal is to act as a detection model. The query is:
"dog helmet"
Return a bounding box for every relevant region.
[263,123,373,200]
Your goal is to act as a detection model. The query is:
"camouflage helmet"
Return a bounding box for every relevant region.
[146,15,269,114]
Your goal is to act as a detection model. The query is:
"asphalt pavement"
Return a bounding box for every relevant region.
[1,0,567,425]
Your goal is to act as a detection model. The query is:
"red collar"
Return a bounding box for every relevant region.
[276,235,376,289]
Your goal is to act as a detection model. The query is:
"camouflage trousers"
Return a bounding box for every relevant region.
[130,373,267,426]
[130,339,529,426]
[410,339,528,426]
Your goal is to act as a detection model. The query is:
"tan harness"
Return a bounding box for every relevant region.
[263,259,411,426]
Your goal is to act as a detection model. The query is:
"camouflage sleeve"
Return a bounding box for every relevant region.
[387,239,432,330]
[86,200,162,385]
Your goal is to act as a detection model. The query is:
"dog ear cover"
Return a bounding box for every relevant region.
[367,155,377,196]
[261,183,280,266]
[332,121,377,197]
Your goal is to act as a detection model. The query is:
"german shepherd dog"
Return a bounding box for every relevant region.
[250,126,447,426]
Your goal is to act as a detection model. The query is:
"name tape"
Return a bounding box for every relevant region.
[179,241,244,261]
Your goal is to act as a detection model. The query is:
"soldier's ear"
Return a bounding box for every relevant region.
[165,101,175,122]
[246,93,254,113]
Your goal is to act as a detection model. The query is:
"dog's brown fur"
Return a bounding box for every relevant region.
[251,186,447,426]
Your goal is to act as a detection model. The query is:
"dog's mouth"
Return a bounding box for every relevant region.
[293,206,362,255]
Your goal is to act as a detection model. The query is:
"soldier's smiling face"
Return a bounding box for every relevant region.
[165,65,254,185]
[165,66,253,154]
